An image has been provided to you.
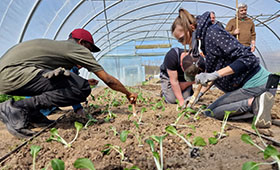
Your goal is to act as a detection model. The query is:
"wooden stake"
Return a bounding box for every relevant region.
[236,0,239,40]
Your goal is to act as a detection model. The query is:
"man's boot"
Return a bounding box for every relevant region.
[29,110,55,128]
[0,99,35,138]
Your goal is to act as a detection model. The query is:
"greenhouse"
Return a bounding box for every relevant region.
[0,0,280,170]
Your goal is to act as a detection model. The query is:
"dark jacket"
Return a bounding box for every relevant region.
[195,12,260,92]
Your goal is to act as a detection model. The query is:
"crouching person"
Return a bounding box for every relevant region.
[0,28,137,138]
[172,8,278,128]
[160,48,194,106]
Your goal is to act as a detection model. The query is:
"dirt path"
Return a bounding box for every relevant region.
[0,85,279,170]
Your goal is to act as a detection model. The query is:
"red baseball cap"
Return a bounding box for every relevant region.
[70,28,100,52]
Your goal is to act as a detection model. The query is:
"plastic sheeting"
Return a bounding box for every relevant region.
[0,0,279,83]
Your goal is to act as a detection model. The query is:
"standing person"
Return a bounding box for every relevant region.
[160,48,194,106]
[210,11,224,29]
[171,8,277,128]
[0,28,137,138]
[226,3,256,52]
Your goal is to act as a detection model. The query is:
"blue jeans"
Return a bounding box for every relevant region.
[204,84,276,120]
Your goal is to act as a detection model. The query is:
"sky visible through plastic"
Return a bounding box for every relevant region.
[0,0,279,76]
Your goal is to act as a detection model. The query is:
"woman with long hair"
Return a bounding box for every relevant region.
[172,8,277,128]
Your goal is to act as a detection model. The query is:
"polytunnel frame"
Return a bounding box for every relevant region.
[81,0,279,60]
[16,0,279,64]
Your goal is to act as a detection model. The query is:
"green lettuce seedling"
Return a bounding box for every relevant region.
[208,111,232,145]
[109,126,119,136]
[241,117,280,170]
[47,121,83,147]
[101,144,125,161]
[138,107,147,124]
[30,145,41,170]
[165,125,192,148]
[150,135,167,170]
[124,165,141,170]
[171,107,196,126]
[73,158,96,170]
[145,139,162,170]
[120,130,130,143]
[84,114,98,129]
[50,158,65,170]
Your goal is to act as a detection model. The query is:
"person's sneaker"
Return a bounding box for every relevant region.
[29,110,55,128]
[0,99,35,138]
[252,92,274,128]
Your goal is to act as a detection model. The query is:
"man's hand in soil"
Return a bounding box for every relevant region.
[43,67,71,79]
[127,93,138,104]
[88,79,99,86]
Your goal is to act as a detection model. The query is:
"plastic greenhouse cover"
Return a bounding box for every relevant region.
[0,0,279,74]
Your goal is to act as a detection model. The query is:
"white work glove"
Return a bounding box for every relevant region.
[195,71,220,86]
[43,67,71,79]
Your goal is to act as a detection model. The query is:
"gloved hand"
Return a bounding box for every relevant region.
[42,67,71,79]
[195,71,220,86]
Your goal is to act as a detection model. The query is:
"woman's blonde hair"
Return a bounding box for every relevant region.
[171,8,197,51]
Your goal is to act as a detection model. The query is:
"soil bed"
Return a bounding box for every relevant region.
[1,84,280,170]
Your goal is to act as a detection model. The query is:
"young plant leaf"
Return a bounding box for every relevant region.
[165,125,177,135]
[241,134,254,146]
[263,145,280,160]
[242,161,259,170]
[120,130,130,143]
[51,158,65,170]
[193,137,207,147]
[124,165,141,170]
[30,145,41,158]
[152,151,160,162]
[145,139,155,151]
[128,105,133,111]
[75,121,83,132]
[30,145,41,170]
[208,137,218,145]
[73,158,96,170]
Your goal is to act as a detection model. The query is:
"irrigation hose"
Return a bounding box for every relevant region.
[227,122,280,147]
[0,113,67,164]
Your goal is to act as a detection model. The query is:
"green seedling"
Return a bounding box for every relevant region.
[165,125,192,148]
[121,126,143,146]
[138,107,147,124]
[145,139,162,170]
[152,100,165,111]
[84,114,98,129]
[109,126,119,136]
[101,144,125,161]
[73,158,96,170]
[120,130,130,142]
[171,107,196,126]
[30,145,41,170]
[150,135,167,170]
[40,158,65,170]
[165,125,200,158]
[124,165,141,170]
[241,117,280,170]
[47,121,83,147]
[50,159,65,170]
[208,111,232,145]
[193,137,207,147]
